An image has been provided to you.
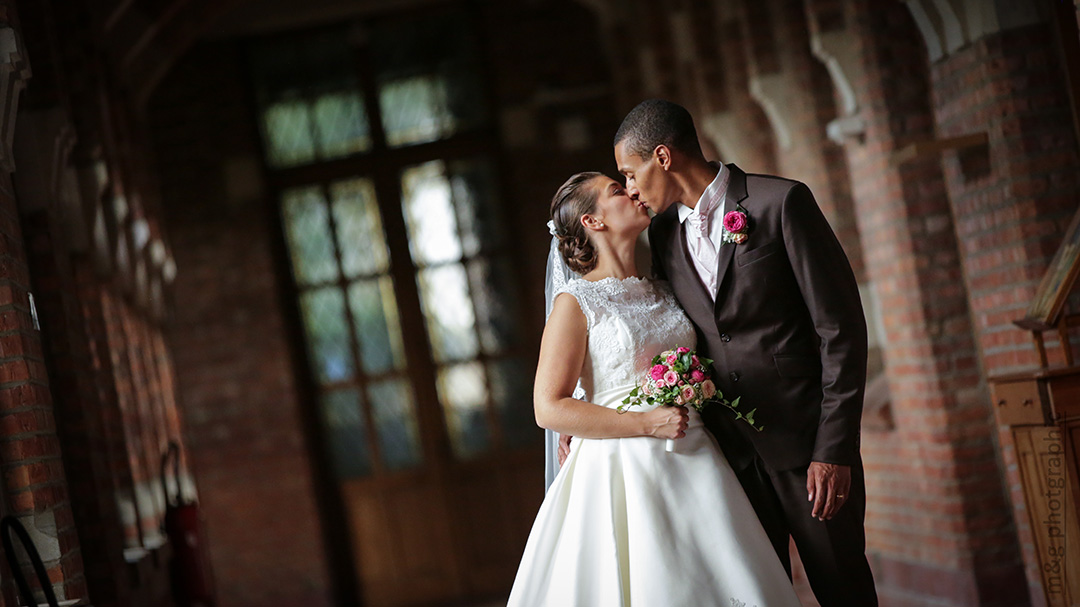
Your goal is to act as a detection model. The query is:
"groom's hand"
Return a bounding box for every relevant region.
[558,434,573,467]
[806,462,851,521]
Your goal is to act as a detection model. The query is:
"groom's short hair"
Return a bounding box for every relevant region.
[614,99,703,160]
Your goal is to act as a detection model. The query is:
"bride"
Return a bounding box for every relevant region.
[507,172,801,606]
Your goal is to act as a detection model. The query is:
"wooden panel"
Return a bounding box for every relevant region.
[991,380,1046,426]
[450,468,517,594]
[342,480,462,607]
[440,453,544,597]
[1012,426,1080,606]
[1063,421,1080,603]
[1048,373,1080,421]
[388,483,461,590]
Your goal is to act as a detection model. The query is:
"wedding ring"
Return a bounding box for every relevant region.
[836,494,846,499]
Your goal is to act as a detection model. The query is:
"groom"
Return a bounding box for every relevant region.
[615,99,877,605]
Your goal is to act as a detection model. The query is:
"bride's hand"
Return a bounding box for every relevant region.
[641,405,688,440]
[557,433,573,467]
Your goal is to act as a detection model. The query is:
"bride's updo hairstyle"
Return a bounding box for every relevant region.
[550,171,604,275]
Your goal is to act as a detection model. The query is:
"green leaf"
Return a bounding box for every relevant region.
[731,396,741,408]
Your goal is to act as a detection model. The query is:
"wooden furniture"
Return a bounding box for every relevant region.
[989,206,1080,606]
[989,368,1080,606]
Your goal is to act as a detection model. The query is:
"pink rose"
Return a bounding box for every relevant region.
[691,355,700,367]
[723,210,747,233]
[663,370,678,386]
[655,378,667,389]
[690,369,706,384]
[674,393,686,405]
[701,379,717,399]
[666,353,678,364]
[678,380,685,386]
[650,364,667,381]
[732,232,748,244]
[642,381,654,395]
[681,385,696,403]
[676,346,690,355]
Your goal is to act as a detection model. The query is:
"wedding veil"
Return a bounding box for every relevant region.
[542,220,581,490]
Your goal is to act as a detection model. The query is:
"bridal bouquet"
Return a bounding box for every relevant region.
[619,346,763,452]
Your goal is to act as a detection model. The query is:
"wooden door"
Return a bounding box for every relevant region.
[1013,423,1080,606]
[245,11,545,605]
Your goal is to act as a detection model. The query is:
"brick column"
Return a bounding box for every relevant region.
[22,208,133,606]
[920,8,1080,603]
[0,174,87,603]
[931,24,1080,371]
[738,0,864,279]
[839,2,1028,606]
[698,0,778,173]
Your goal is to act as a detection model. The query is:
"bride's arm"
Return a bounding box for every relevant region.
[533,293,687,440]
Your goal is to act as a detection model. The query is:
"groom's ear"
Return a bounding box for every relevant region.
[654,145,672,171]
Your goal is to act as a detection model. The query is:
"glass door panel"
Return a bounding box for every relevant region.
[371,12,488,148]
[283,186,339,285]
[368,379,423,470]
[280,176,421,478]
[400,158,537,457]
[322,388,372,477]
[250,29,373,168]
[298,287,354,384]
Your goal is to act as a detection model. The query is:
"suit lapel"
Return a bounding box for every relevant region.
[712,164,748,313]
[664,211,715,326]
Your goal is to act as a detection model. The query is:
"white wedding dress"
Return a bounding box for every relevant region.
[507,276,801,607]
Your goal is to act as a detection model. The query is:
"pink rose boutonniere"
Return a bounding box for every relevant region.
[721,203,751,245]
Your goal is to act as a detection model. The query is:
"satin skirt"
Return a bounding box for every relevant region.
[507,384,802,607]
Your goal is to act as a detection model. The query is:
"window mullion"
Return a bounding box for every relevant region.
[321,181,386,476]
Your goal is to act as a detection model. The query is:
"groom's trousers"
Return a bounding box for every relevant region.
[734,454,879,607]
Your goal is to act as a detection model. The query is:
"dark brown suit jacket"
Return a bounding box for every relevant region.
[650,164,867,471]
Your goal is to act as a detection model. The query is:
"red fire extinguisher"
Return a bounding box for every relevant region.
[162,441,217,607]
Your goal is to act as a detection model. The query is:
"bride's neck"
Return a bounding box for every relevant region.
[584,236,639,281]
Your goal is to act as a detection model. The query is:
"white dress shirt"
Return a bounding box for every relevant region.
[678,162,730,299]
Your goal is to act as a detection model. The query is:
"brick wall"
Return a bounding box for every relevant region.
[931,21,1080,604]
[742,0,866,279]
[22,209,132,606]
[840,3,1028,606]
[0,173,86,602]
[149,38,335,607]
[712,15,779,174]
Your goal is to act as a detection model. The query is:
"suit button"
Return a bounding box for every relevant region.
[720,333,731,342]
[729,372,740,382]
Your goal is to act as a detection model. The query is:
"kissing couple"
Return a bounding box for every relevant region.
[507,99,878,606]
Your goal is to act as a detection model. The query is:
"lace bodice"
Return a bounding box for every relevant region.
[556,276,697,401]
